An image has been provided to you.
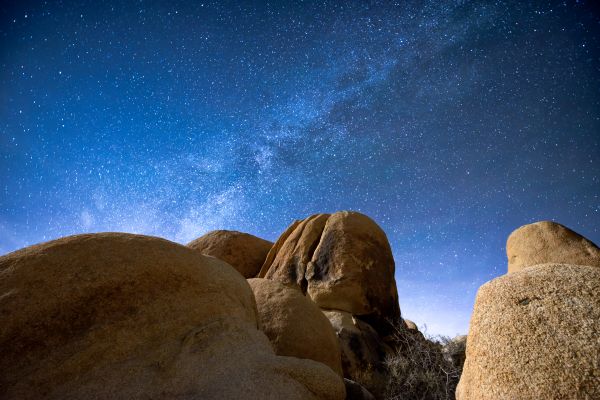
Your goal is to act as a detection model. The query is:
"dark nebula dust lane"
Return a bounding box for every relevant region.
[1,0,598,335]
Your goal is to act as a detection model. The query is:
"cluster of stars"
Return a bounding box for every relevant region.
[1,0,598,336]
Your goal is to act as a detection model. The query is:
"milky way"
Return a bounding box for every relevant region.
[1,0,598,335]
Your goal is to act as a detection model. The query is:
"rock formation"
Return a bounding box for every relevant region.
[506,220,600,273]
[344,379,376,400]
[187,229,273,278]
[457,263,600,399]
[257,211,403,397]
[12,214,596,400]
[322,310,393,399]
[248,278,343,376]
[442,335,467,374]
[259,211,400,334]
[403,318,418,331]
[0,233,345,400]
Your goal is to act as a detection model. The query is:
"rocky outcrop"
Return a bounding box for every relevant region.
[187,230,273,278]
[323,310,393,399]
[506,221,600,273]
[0,233,345,400]
[457,263,600,400]
[248,278,343,376]
[259,211,400,334]
[344,379,376,400]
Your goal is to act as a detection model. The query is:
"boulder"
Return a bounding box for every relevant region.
[260,211,400,333]
[344,379,376,400]
[187,229,273,278]
[0,233,345,400]
[323,310,393,399]
[507,221,600,273]
[403,319,418,331]
[248,278,343,376]
[259,213,330,289]
[456,263,600,400]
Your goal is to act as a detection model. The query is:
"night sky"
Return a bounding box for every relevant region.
[1,1,599,336]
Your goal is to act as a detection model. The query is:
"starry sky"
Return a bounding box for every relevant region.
[1,0,599,336]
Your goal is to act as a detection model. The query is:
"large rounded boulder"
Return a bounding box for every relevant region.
[187,229,273,278]
[506,221,600,273]
[248,278,343,376]
[259,213,330,289]
[259,211,400,333]
[0,233,345,400]
[457,263,600,400]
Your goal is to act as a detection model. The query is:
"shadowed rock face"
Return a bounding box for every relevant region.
[187,229,273,278]
[322,310,393,399]
[506,221,600,273]
[259,211,400,334]
[442,335,467,373]
[0,233,345,400]
[344,378,376,400]
[457,263,600,400]
[248,278,343,376]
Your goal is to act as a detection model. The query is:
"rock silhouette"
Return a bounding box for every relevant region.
[0,233,344,400]
[187,229,273,278]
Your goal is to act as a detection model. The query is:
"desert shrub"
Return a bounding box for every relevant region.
[384,323,462,400]
[440,335,467,375]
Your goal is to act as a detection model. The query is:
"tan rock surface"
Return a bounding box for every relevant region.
[403,319,418,331]
[457,263,600,400]
[0,233,345,400]
[187,229,273,278]
[258,213,330,288]
[507,221,600,273]
[260,211,400,332]
[248,278,343,376]
[323,310,393,399]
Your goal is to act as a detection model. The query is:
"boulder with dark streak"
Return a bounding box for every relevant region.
[259,211,400,334]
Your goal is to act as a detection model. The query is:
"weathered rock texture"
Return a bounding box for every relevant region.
[248,278,343,376]
[0,233,345,400]
[187,229,273,278]
[457,263,600,400]
[259,211,400,333]
[323,310,393,399]
[507,221,600,273]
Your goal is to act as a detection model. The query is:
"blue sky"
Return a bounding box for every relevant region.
[1,0,598,336]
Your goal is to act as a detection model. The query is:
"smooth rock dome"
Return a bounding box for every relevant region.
[259,211,400,333]
[506,221,600,273]
[457,263,600,400]
[248,278,343,376]
[0,233,345,400]
[187,229,273,278]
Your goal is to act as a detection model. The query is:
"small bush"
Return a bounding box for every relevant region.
[384,323,462,400]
